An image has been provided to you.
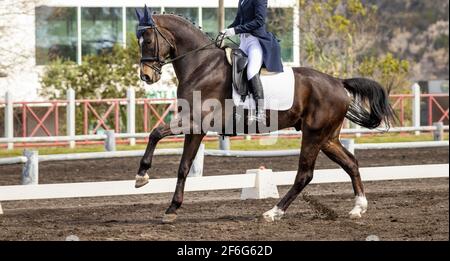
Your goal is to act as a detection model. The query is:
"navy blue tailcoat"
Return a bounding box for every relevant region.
[228,0,284,73]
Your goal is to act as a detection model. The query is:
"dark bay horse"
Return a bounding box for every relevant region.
[134,13,395,223]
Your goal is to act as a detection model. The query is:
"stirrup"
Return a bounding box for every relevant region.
[248,110,266,124]
[248,109,257,123]
[255,112,266,124]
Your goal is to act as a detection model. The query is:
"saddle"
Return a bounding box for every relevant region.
[229,48,249,102]
[225,47,277,102]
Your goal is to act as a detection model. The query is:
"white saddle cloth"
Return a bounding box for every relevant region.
[232,67,295,111]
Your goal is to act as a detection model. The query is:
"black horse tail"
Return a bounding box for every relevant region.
[343,78,396,129]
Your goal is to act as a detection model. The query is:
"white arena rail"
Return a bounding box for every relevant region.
[354,141,449,150]
[0,164,448,215]
[0,125,447,145]
[0,141,448,166]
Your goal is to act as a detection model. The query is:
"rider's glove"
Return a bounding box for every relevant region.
[221,28,236,37]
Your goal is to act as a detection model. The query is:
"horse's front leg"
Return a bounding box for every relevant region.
[162,134,205,223]
[135,125,175,188]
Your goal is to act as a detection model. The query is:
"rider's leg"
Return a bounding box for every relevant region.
[244,36,265,122]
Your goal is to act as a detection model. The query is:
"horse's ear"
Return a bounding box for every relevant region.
[142,5,155,26]
[143,4,149,22]
[135,8,142,21]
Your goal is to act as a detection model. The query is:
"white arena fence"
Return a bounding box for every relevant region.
[0,164,448,215]
[0,141,448,166]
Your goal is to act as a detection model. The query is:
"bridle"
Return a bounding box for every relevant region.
[138,25,175,75]
[138,25,229,75]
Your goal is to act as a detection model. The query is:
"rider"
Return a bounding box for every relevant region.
[222,0,284,122]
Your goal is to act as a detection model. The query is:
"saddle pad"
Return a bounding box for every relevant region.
[232,67,295,111]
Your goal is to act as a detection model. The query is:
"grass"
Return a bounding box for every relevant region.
[0,133,447,158]
[354,132,449,143]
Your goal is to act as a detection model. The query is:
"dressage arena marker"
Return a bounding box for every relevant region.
[0,164,448,214]
[241,169,280,200]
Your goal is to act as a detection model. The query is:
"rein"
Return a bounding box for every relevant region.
[138,25,229,74]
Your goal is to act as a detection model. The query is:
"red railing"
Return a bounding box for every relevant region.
[1,94,448,142]
[14,101,67,137]
[425,94,449,125]
[79,99,123,135]
[389,94,449,126]
[140,98,177,133]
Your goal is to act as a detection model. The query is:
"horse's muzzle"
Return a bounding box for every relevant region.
[140,72,161,85]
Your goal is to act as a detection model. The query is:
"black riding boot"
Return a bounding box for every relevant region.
[249,73,266,123]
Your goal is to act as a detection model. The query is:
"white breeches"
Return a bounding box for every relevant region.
[239,34,263,80]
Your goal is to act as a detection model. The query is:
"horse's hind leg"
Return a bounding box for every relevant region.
[163,134,205,223]
[136,125,175,188]
[263,129,324,222]
[322,138,367,219]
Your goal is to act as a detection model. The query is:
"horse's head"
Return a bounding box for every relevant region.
[136,6,173,84]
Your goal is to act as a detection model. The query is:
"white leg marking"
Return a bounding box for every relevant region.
[349,196,368,219]
[135,173,150,188]
[263,206,285,222]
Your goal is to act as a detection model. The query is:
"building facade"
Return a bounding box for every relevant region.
[0,0,300,101]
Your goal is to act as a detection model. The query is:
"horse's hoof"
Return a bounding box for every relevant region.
[162,214,177,224]
[349,207,367,219]
[262,206,285,223]
[135,174,149,188]
[349,196,368,219]
[349,209,361,219]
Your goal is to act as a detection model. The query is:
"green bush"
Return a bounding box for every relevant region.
[40,34,144,100]
[40,35,147,134]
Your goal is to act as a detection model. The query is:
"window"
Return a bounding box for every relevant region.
[202,8,218,38]
[267,8,294,62]
[164,8,199,24]
[225,8,240,45]
[35,7,77,65]
[126,7,161,44]
[35,6,295,64]
[81,7,123,56]
[225,8,238,27]
[202,8,240,41]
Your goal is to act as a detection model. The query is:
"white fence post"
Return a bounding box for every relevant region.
[219,136,230,151]
[433,122,444,141]
[188,144,205,177]
[22,150,39,185]
[0,202,3,215]
[127,88,136,146]
[241,168,279,200]
[341,139,355,154]
[104,130,116,152]
[67,89,76,148]
[5,91,14,150]
[355,125,362,138]
[412,83,421,136]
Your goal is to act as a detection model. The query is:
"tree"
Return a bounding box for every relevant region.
[299,0,411,92]
[39,34,179,134]
[40,34,144,99]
